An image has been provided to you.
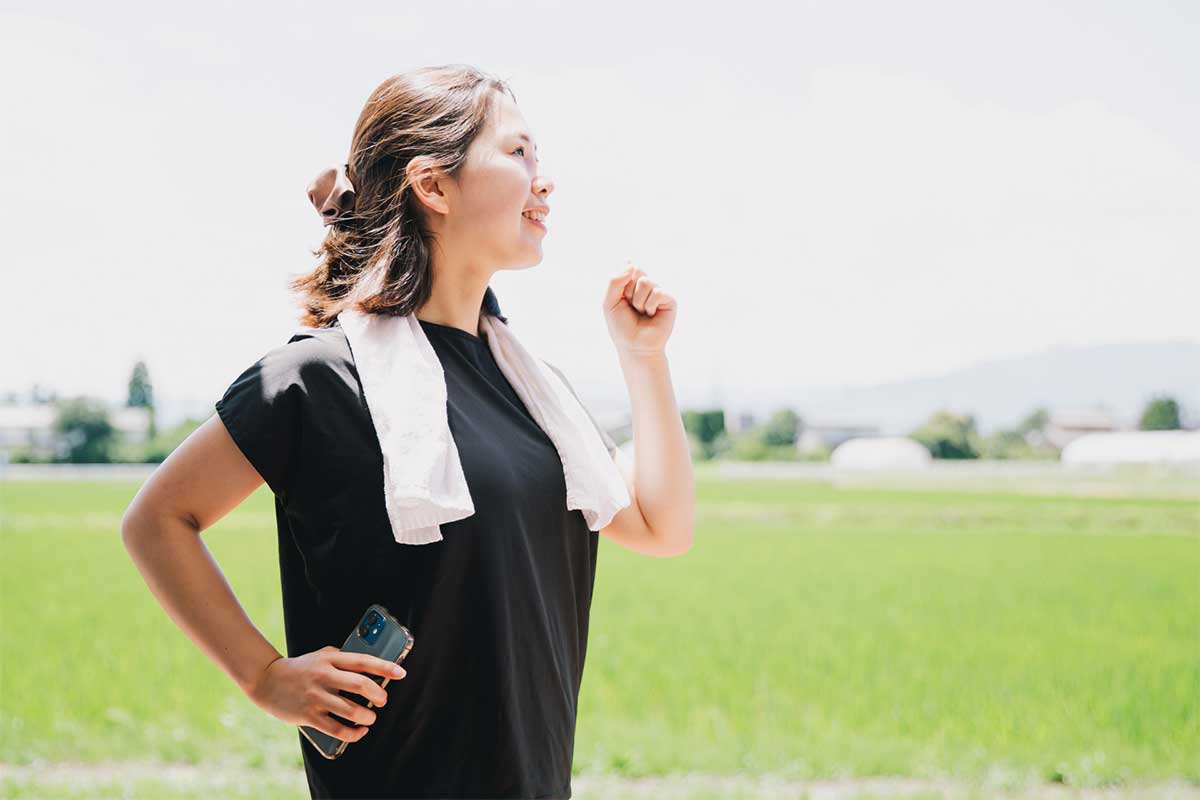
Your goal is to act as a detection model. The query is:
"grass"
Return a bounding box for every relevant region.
[1,473,1196,795]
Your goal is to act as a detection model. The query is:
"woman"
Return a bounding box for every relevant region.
[121,64,694,799]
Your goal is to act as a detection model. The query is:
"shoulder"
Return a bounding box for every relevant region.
[282,321,352,366]
[257,322,357,388]
[219,323,361,416]
[213,321,367,491]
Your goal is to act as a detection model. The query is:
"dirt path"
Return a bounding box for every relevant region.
[1,762,1196,799]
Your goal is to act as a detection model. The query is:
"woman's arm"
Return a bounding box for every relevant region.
[597,263,695,557]
[120,414,287,695]
[120,414,401,743]
[598,349,694,556]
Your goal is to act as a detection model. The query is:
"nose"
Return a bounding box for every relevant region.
[533,173,554,197]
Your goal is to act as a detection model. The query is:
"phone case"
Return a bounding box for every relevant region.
[299,603,414,760]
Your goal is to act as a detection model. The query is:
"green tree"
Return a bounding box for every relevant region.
[682,409,726,460]
[127,360,156,438]
[53,397,117,463]
[910,409,980,459]
[1139,395,1181,430]
[761,408,801,447]
[978,429,1038,460]
[1016,406,1049,434]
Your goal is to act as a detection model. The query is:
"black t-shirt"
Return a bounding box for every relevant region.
[214,310,619,799]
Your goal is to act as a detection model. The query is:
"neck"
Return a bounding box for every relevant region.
[415,261,495,338]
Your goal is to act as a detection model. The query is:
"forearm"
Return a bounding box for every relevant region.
[121,508,282,697]
[617,349,695,549]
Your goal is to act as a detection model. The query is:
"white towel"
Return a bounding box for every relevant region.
[337,308,632,545]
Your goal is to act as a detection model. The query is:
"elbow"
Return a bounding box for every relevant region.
[668,507,696,557]
[120,483,153,539]
[120,504,146,552]
[657,525,694,558]
[121,497,200,547]
[120,503,137,539]
[660,506,695,557]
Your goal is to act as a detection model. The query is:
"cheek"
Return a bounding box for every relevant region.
[486,183,532,234]
[457,161,533,240]
[482,161,532,209]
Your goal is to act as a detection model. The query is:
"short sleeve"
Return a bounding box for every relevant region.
[214,342,306,500]
[544,361,620,458]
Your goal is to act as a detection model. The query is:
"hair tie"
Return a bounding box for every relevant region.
[306,162,356,226]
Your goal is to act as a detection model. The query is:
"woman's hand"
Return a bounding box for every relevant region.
[245,645,407,743]
[604,258,677,357]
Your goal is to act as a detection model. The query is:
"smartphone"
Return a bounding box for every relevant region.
[299,604,414,760]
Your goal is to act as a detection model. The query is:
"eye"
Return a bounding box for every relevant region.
[512,144,541,165]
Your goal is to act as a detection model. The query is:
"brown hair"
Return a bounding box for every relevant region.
[291,64,514,328]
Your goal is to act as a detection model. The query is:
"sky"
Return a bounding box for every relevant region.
[2,0,1197,427]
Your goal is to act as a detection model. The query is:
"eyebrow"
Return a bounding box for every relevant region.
[513,132,540,157]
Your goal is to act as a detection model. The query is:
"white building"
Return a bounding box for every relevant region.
[1040,409,1121,449]
[830,436,932,470]
[1061,430,1200,465]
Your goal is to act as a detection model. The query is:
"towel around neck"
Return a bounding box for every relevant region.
[336,303,630,545]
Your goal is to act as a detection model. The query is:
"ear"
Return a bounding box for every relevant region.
[406,156,451,216]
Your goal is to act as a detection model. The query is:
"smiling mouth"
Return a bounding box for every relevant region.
[523,216,547,231]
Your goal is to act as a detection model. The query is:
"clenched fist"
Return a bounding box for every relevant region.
[604,258,677,357]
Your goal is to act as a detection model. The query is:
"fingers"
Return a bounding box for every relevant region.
[330,650,407,682]
[630,276,655,310]
[623,275,660,315]
[307,709,370,744]
[302,679,374,741]
[605,264,636,309]
[327,691,378,726]
[305,678,379,741]
[644,287,670,316]
[621,262,650,308]
[318,650,407,732]
[616,259,674,317]
[607,260,653,312]
[327,666,390,708]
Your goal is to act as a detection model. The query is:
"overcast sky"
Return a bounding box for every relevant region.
[2,0,1197,425]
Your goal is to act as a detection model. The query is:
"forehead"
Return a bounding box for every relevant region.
[487,94,536,146]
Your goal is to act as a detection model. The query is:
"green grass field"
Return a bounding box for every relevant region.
[1,469,1197,798]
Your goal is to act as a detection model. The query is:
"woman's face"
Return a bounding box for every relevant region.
[435,92,553,270]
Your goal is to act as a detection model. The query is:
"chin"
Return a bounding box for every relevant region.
[518,242,546,268]
[497,250,543,271]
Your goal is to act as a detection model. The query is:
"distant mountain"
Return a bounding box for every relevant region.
[153,341,1200,438]
[773,340,1200,436]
